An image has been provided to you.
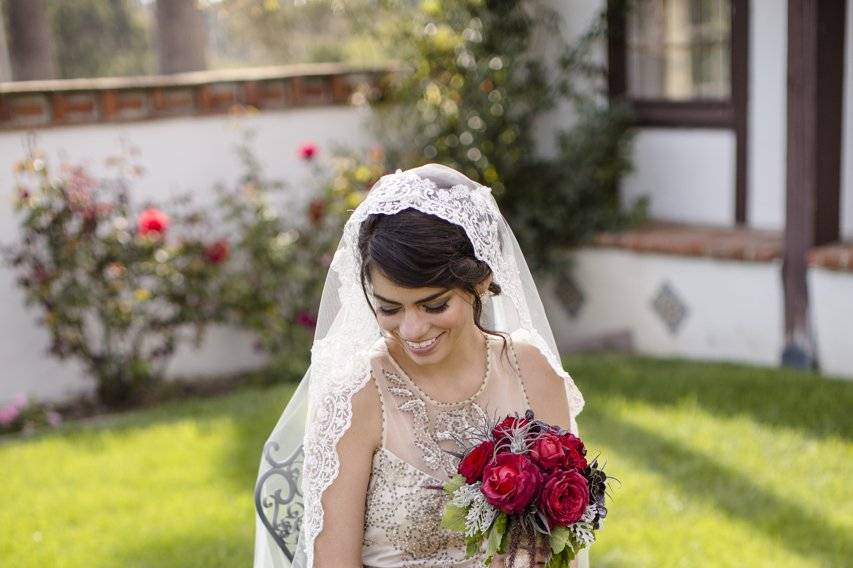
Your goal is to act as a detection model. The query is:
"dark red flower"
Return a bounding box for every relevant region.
[458,440,494,484]
[480,452,542,514]
[205,239,230,264]
[308,198,325,225]
[530,433,567,471]
[295,310,317,329]
[558,433,588,470]
[491,415,531,441]
[137,208,169,236]
[298,142,318,160]
[540,469,590,527]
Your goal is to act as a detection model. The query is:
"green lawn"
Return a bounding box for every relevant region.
[1,354,850,567]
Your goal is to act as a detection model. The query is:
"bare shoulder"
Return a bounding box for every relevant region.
[347,370,383,450]
[509,330,572,431]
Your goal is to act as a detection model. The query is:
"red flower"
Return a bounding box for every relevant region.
[480,452,542,514]
[491,415,531,441]
[458,440,494,484]
[308,198,325,225]
[540,469,590,526]
[558,433,588,470]
[530,433,568,471]
[296,310,317,329]
[298,142,317,160]
[137,208,169,236]
[205,239,230,264]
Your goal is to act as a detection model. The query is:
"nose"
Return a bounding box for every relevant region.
[398,309,430,341]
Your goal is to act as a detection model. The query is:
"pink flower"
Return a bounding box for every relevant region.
[47,411,62,427]
[137,208,169,236]
[298,142,318,160]
[295,310,317,329]
[0,394,27,426]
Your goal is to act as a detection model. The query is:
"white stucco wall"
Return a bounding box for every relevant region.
[809,267,853,378]
[840,0,853,240]
[544,248,785,367]
[0,106,374,404]
[621,129,736,224]
[748,0,788,231]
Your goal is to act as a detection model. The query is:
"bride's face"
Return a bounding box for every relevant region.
[368,268,480,366]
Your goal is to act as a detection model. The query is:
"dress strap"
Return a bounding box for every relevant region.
[504,332,532,410]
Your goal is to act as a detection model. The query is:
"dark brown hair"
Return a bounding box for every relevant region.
[357,207,503,341]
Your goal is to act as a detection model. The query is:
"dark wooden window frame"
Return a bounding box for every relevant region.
[607,0,749,224]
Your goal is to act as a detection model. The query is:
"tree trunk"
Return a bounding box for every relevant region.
[0,7,11,82]
[155,0,208,74]
[5,0,58,81]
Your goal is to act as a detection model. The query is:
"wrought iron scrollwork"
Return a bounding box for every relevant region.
[255,441,304,561]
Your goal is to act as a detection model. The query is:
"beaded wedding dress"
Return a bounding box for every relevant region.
[362,332,529,567]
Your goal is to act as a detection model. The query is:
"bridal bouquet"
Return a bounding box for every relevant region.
[440,411,608,567]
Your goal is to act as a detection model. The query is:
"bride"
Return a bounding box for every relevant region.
[254,164,587,568]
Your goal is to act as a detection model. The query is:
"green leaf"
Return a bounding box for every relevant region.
[549,525,571,555]
[466,532,484,557]
[440,503,467,532]
[443,473,466,495]
[498,516,511,554]
[485,512,508,559]
[545,547,575,568]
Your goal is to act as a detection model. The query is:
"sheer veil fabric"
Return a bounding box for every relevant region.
[253,164,588,568]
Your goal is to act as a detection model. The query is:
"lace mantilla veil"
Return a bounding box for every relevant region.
[254,164,588,568]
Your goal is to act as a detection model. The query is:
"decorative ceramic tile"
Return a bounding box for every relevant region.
[651,281,688,334]
[555,272,584,319]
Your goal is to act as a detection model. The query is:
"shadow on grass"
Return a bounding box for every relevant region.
[15,380,297,496]
[582,405,851,566]
[567,353,853,440]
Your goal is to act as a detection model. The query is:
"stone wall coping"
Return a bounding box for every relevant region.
[592,220,853,272]
[0,63,390,131]
[808,242,853,272]
[592,220,783,262]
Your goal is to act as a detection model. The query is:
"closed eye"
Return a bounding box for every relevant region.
[376,302,448,316]
[424,302,449,314]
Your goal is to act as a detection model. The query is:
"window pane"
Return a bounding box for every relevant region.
[626,0,731,101]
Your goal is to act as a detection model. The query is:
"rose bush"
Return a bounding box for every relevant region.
[4,144,227,406]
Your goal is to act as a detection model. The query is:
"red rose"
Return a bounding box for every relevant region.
[205,239,230,264]
[137,208,169,236]
[491,415,531,441]
[458,440,494,484]
[540,469,590,526]
[558,433,588,470]
[480,453,542,514]
[530,433,569,471]
[298,142,317,160]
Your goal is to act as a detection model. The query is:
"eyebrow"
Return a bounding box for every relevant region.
[373,289,449,305]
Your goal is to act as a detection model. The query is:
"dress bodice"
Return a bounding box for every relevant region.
[361,333,531,568]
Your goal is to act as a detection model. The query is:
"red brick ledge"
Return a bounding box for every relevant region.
[591,221,783,262]
[0,63,389,131]
[808,242,853,272]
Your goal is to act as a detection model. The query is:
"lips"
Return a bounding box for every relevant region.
[402,332,445,355]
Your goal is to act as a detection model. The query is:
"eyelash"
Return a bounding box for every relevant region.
[378,302,449,316]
